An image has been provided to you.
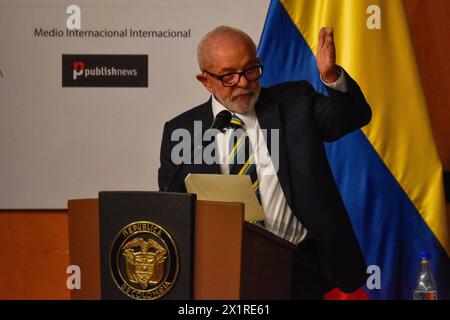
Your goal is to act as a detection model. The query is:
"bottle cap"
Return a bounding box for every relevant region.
[419,251,431,260]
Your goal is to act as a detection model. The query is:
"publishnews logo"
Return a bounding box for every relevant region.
[62,54,148,87]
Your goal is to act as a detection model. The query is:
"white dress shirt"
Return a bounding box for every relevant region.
[211,70,347,244]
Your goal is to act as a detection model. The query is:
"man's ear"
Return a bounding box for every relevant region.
[196,73,213,93]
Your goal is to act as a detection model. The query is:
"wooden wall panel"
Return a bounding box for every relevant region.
[404,0,450,170]
[0,211,70,300]
[403,0,450,230]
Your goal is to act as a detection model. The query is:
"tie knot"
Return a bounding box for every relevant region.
[228,114,246,130]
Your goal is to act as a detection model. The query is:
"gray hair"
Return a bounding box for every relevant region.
[197,25,257,70]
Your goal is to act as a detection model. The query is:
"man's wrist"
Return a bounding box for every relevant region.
[321,66,347,92]
[321,66,340,83]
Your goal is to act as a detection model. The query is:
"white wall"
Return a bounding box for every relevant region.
[0,0,270,208]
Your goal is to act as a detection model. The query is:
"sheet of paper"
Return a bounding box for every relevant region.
[184,173,265,222]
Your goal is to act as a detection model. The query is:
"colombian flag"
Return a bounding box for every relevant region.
[257,0,449,299]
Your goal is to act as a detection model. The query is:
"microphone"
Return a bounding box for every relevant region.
[201,110,232,148]
[210,110,232,131]
[163,110,232,192]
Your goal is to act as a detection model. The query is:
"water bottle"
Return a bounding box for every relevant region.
[413,252,438,300]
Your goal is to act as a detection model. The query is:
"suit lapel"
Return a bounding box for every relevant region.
[255,92,293,208]
[192,98,220,175]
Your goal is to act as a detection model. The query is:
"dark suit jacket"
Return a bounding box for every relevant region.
[158,71,372,292]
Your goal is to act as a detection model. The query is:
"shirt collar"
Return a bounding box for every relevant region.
[211,94,256,129]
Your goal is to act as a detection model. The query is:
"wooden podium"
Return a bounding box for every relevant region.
[68,196,296,300]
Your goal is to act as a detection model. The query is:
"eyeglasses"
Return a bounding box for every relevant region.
[203,61,264,87]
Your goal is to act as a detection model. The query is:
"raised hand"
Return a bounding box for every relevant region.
[316,27,338,83]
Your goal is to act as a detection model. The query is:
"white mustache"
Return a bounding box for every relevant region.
[231,90,254,99]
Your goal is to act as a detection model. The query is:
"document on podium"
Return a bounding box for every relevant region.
[184,173,265,222]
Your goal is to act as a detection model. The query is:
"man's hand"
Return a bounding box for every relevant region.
[317,27,338,83]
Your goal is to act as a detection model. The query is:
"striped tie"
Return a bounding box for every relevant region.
[227,114,261,204]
